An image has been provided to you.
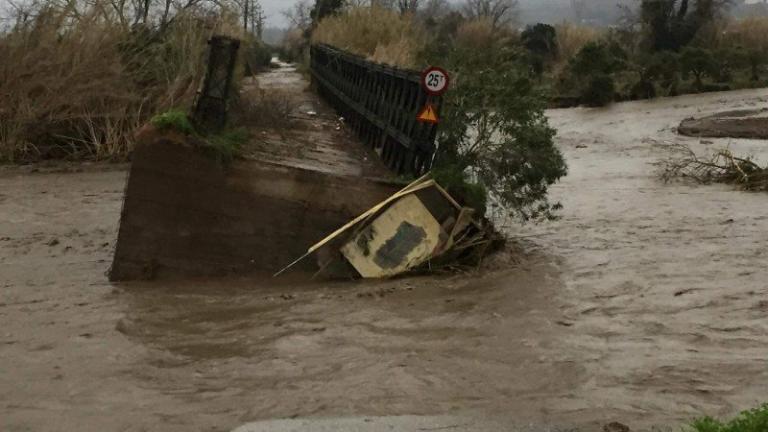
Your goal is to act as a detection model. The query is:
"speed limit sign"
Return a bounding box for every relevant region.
[421,66,450,96]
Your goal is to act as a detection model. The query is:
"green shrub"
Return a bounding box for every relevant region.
[570,41,627,77]
[150,109,195,134]
[566,41,626,106]
[431,165,488,216]
[680,46,717,89]
[583,74,616,106]
[150,109,247,164]
[433,22,567,222]
[204,128,249,164]
[688,403,768,432]
[522,23,558,76]
[522,23,558,58]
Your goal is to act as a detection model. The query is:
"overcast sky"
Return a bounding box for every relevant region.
[260,0,299,28]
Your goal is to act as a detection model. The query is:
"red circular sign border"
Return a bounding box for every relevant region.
[421,66,450,96]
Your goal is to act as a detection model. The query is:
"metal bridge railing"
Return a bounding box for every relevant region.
[310,44,441,176]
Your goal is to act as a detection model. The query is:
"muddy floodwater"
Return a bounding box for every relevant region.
[2,89,768,432]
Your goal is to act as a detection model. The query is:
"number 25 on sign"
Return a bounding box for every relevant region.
[421,66,450,96]
[417,66,450,125]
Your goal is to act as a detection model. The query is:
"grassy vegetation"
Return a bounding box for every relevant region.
[0,0,248,164]
[150,109,195,135]
[688,404,768,432]
[203,128,250,164]
[233,87,299,131]
[150,109,248,165]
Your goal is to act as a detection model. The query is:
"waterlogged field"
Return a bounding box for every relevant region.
[1,89,767,432]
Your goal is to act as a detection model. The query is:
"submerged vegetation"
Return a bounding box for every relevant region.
[659,143,768,192]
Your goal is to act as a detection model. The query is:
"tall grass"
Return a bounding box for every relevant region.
[718,17,768,52]
[311,6,425,68]
[0,2,241,163]
[454,17,500,52]
[554,22,601,68]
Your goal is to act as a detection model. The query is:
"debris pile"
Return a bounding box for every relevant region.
[658,142,768,192]
[275,175,497,279]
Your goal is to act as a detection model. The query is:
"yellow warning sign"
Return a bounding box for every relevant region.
[417,104,439,124]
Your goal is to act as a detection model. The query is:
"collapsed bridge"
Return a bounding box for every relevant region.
[109,37,456,281]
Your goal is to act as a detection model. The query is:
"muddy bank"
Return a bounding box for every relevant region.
[678,108,768,139]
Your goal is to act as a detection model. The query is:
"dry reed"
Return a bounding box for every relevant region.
[311,6,425,68]
[0,2,240,162]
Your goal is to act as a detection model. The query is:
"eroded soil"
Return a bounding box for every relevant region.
[2,88,768,431]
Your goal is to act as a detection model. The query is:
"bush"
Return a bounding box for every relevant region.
[583,74,616,106]
[570,41,627,77]
[522,23,558,59]
[566,41,626,106]
[522,23,558,77]
[688,403,768,432]
[204,128,249,164]
[151,109,195,134]
[233,87,299,131]
[149,109,248,164]
[435,21,567,222]
[431,165,488,216]
[680,46,717,89]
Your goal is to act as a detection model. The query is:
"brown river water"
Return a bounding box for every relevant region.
[1,88,767,431]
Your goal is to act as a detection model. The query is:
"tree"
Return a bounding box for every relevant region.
[239,0,265,35]
[745,48,767,81]
[521,23,557,76]
[568,41,627,105]
[462,0,518,29]
[434,26,567,222]
[630,50,680,99]
[311,0,344,23]
[640,0,731,52]
[570,41,627,77]
[521,24,557,58]
[419,0,450,21]
[397,0,419,14]
[283,0,312,31]
[680,46,716,89]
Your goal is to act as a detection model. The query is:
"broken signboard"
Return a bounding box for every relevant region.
[275,175,494,279]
